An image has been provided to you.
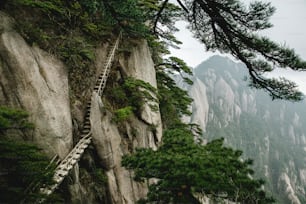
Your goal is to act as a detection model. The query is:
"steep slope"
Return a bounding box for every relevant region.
[184,55,306,204]
[0,11,161,203]
[0,12,72,159]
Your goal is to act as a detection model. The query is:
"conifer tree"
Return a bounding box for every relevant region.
[122,124,275,203]
[0,107,57,203]
[0,106,34,134]
[155,0,306,101]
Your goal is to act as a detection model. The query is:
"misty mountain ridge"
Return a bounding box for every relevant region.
[177,55,306,204]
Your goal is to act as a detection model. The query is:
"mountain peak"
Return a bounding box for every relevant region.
[181,55,306,204]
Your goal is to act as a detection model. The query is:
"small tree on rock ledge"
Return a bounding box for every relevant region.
[122,123,275,203]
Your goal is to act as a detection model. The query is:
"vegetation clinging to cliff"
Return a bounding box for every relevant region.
[0,107,59,203]
[122,124,275,203]
[161,0,306,101]
[2,0,152,100]
[0,106,34,133]
[2,0,300,203]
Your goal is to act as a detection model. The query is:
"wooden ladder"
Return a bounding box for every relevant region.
[38,32,122,199]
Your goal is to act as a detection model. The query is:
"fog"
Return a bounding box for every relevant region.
[169,0,306,93]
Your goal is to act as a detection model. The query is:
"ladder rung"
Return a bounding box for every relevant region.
[82,128,90,132]
[37,32,122,200]
[83,121,90,126]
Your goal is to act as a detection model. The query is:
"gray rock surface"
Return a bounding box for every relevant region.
[181,55,306,204]
[0,11,72,159]
[90,91,155,204]
[0,11,161,204]
[119,40,162,143]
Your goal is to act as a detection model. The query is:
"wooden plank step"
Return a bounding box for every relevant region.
[82,126,90,130]
[81,127,90,132]
[83,122,90,127]
[80,132,90,137]
[96,78,103,83]
[75,149,85,155]
[37,32,122,200]
[83,121,90,126]
[80,133,90,137]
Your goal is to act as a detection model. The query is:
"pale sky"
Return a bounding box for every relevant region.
[169,0,306,93]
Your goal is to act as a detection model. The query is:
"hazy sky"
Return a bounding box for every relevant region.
[169,0,306,92]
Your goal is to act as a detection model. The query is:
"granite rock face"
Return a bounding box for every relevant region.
[0,11,162,203]
[0,11,72,159]
[91,92,155,204]
[89,40,162,204]
[119,39,162,143]
[181,55,306,204]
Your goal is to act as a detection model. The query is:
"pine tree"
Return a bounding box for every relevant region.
[0,106,57,203]
[154,0,306,101]
[0,106,34,134]
[122,124,275,203]
[0,140,57,203]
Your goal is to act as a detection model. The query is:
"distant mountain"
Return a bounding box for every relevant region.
[179,55,306,204]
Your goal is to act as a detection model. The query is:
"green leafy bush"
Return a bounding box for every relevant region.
[113,106,133,123]
[94,169,107,185]
[105,77,158,118]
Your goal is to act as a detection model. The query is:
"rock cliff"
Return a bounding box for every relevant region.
[0,12,72,159]
[182,55,306,204]
[0,11,161,203]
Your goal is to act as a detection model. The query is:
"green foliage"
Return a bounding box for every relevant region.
[113,106,133,123]
[3,0,185,101]
[184,0,306,100]
[0,107,61,202]
[157,71,193,128]
[123,77,158,113]
[166,56,192,75]
[101,0,150,37]
[0,139,56,203]
[107,85,130,108]
[3,0,154,99]
[158,56,193,85]
[93,169,108,185]
[57,35,96,96]
[138,0,182,44]
[148,37,170,62]
[138,1,183,64]
[1,1,301,203]
[4,0,305,101]
[0,106,34,133]
[105,77,158,120]
[4,0,102,98]
[122,124,275,203]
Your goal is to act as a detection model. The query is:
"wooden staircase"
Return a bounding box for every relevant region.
[38,32,122,198]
